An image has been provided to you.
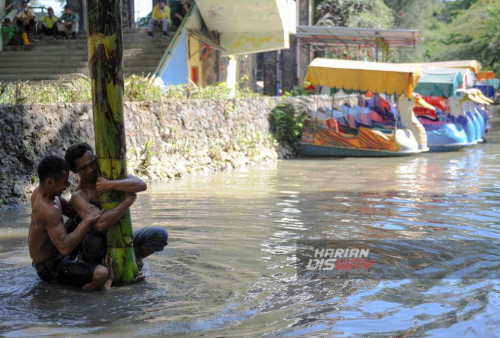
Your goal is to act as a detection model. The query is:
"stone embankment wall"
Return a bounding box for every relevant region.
[0,96,331,206]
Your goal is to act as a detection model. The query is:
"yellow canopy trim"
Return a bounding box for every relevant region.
[305,58,421,98]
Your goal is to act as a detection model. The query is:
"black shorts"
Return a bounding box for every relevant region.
[33,254,97,288]
[66,215,168,263]
[133,227,169,258]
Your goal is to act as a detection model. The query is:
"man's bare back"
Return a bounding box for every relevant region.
[29,187,65,264]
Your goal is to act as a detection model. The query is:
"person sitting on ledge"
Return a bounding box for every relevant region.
[29,155,112,291]
[57,5,79,40]
[37,7,58,38]
[1,18,21,46]
[172,0,190,28]
[147,0,170,38]
[64,142,168,270]
[15,1,35,45]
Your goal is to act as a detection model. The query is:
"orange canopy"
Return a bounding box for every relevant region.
[477,71,495,81]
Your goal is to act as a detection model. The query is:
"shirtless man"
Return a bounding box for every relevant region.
[29,155,111,291]
[64,142,168,269]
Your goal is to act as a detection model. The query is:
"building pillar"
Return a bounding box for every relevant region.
[281,36,297,92]
[263,51,278,96]
[238,54,257,93]
[121,0,135,29]
[227,55,238,98]
[297,0,312,83]
[81,0,87,32]
[0,0,5,52]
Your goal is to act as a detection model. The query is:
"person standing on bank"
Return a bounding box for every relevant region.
[64,142,168,269]
[29,155,112,291]
[147,0,170,38]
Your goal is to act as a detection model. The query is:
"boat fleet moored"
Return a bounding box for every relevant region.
[300,58,497,157]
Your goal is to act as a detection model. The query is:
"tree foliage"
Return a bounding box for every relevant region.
[315,0,393,28]
[382,0,444,62]
[428,0,500,73]
[379,0,499,72]
[436,0,478,23]
[383,0,442,29]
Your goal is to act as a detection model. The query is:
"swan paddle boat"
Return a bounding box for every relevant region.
[300,58,429,157]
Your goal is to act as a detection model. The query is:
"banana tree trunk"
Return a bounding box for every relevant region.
[87,0,139,285]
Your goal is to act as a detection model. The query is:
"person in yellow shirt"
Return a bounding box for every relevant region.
[37,7,58,37]
[147,0,170,38]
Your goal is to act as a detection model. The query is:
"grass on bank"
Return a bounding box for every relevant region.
[0,75,259,105]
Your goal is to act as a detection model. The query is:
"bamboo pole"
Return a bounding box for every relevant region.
[87,0,139,285]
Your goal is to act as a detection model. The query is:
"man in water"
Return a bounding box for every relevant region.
[64,142,168,269]
[29,155,112,291]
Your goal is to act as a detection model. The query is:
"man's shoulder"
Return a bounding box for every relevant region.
[32,198,61,224]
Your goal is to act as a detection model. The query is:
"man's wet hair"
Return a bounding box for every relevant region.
[64,5,71,10]
[37,156,70,184]
[65,142,94,171]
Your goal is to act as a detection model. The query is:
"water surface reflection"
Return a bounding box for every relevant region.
[1,144,499,336]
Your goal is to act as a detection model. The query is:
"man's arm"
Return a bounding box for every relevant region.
[70,191,136,232]
[152,6,159,20]
[96,175,147,194]
[44,205,102,256]
[59,196,76,219]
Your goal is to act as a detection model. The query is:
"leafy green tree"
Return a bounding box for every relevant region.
[430,0,500,72]
[382,0,444,62]
[383,0,442,29]
[315,0,394,28]
[437,0,478,23]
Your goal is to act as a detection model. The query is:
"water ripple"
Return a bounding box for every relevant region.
[1,147,500,335]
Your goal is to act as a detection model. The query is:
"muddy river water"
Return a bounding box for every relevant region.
[1,143,499,336]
